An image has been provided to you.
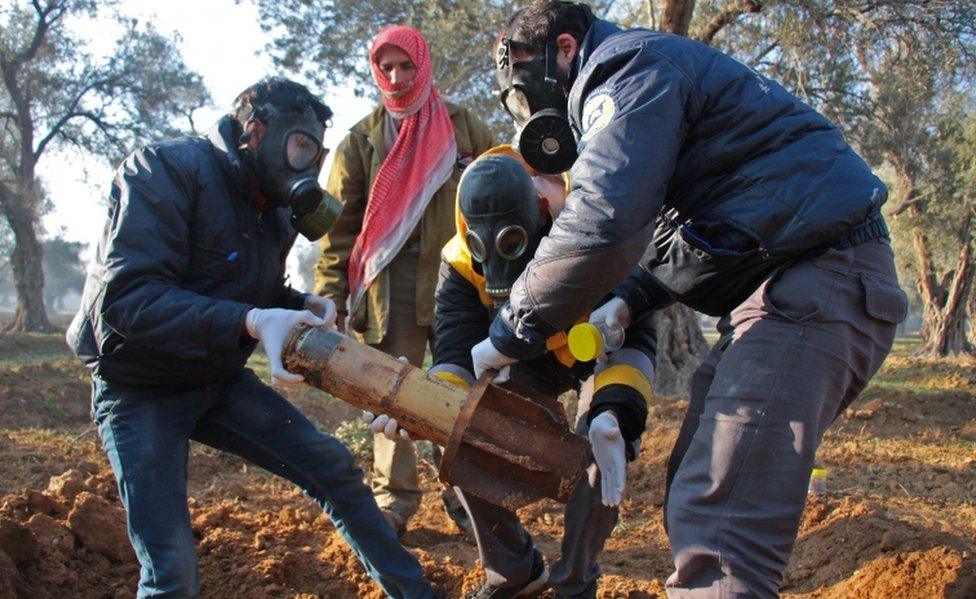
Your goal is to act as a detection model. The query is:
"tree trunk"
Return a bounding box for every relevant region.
[910,208,974,357]
[3,199,53,333]
[653,304,709,395]
[660,0,697,36]
[922,310,971,356]
[968,284,976,349]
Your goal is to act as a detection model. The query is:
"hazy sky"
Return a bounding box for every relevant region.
[40,0,373,267]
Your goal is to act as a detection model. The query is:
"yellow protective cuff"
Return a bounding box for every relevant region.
[593,364,653,402]
[432,370,472,391]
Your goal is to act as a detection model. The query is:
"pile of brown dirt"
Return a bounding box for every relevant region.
[785,496,975,597]
[2,443,975,598]
[0,466,387,599]
[0,464,480,599]
[0,468,137,599]
[813,547,976,599]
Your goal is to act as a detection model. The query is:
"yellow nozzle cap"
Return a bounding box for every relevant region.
[568,322,605,362]
[811,468,828,479]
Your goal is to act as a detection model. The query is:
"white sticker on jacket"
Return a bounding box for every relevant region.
[581,92,616,141]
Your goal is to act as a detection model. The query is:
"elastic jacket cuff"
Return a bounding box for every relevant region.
[613,268,674,318]
[489,306,551,361]
[588,362,652,458]
[287,290,310,311]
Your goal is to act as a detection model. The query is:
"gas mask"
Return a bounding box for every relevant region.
[245,103,341,241]
[459,154,545,306]
[495,2,596,174]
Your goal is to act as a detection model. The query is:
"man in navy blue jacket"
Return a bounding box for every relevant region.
[472,2,908,597]
[67,77,437,599]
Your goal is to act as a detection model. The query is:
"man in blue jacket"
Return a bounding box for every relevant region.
[67,77,438,599]
[472,2,908,597]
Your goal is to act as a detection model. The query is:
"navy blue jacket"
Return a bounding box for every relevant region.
[491,20,887,359]
[67,117,307,387]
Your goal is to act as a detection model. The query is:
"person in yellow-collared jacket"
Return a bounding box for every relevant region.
[374,146,657,599]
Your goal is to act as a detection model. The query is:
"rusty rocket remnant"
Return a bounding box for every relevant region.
[283,325,590,510]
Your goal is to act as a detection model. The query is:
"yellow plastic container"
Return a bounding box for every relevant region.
[808,468,828,495]
[567,321,624,362]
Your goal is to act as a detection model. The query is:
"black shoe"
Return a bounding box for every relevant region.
[554,579,597,599]
[464,551,548,598]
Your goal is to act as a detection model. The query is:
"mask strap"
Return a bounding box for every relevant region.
[544,38,559,86]
[544,1,597,85]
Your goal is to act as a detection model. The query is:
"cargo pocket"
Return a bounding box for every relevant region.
[760,261,838,324]
[860,273,908,324]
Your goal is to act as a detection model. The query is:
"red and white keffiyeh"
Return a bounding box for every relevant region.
[346,25,457,320]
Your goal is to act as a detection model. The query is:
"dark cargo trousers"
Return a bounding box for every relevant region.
[664,239,907,598]
[456,377,617,596]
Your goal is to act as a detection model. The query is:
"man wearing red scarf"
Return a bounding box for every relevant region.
[314,25,493,534]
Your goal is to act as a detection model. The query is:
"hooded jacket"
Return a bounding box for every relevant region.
[67,117,307,387]
[433,216,658,449]
[491,20,888,360]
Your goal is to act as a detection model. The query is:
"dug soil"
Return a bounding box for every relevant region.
[0,333,973,598]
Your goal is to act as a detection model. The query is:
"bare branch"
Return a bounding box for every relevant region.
[33,110,81,160]
[32,77,106,160]
[888,192,927,217]
[4,0,67,71]
[749,40,779,67]
[74,110,126,153]
[698,0,763,46]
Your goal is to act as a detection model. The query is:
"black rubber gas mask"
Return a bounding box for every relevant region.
[247,103,341,241]
[495,3,596,174]
[460,154,544,307]
[496,38,576,175]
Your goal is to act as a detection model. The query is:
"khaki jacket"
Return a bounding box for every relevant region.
[313,102,493,344]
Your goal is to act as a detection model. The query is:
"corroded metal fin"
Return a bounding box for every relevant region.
[440,374,591,511]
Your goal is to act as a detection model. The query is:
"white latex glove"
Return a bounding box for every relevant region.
[471,337,517,383]
[303,295,338,328]
[246,308,325,385]
[588,411,627,507]
[589,296,632,330]
[362,411,411,441]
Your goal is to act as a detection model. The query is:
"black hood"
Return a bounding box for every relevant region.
[459,153,543,303]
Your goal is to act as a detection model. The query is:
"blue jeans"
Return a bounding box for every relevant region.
[92,368,433,599]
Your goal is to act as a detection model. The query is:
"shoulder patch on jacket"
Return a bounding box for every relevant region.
[581,90,616,141]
